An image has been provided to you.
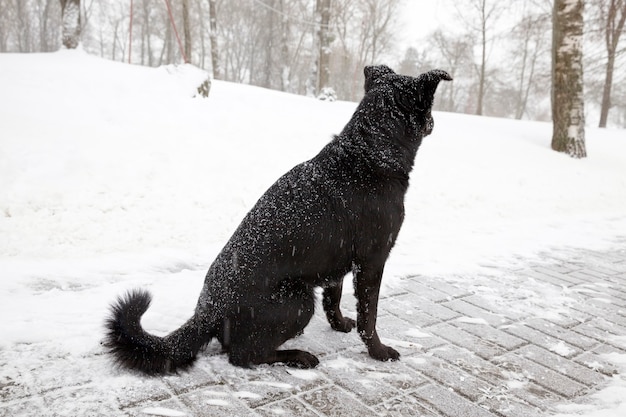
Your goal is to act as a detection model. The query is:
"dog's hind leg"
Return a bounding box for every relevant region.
[252,349,319,369]
[225,283,319,368]
[322,281,356,333]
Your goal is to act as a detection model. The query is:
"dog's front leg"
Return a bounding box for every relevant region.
[323,281,356,333]
[354,265,400,361]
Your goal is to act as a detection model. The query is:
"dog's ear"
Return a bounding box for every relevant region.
[363,65,396,93]
[415,69,452,111]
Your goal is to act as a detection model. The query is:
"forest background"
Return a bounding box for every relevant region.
[1,0,625,128]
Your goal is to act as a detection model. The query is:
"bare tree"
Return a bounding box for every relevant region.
[430,30,475,113]
[208,0,220,78]
[595,0,626,127]
[39,0,61,51]
[16,0,34,51]
[552,0,586,158]
[60,0,81,49]
[511,11,550,119]
[330,0,400,100]
[357,0,399,65]
[475,0,499,115]
[182,0,192,63]
[316,0,332,94]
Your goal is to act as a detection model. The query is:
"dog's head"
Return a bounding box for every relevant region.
[362,65,452,140]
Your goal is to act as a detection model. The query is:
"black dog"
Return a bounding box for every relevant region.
[105,65,451,373]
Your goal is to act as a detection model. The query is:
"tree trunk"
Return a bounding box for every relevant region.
[599,52,616,128]
[279,0,291,92]
[263,0,275,88]
[59,0,81,49]
[317,0,331,94]
[551,0,586,158]
[142,0,153,66]
[40,0,54,51]
[208,0,220,78]
[598,0,626,128]
[182,0,191,63]
[476,1,487,116]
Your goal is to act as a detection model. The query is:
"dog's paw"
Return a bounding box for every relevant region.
[368,344,400,362]
[330,317,356,333]
[285,351,320,369]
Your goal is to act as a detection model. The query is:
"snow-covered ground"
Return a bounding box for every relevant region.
[0,50,625,416]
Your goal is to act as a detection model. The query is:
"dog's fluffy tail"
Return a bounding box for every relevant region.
[104,289,213,374]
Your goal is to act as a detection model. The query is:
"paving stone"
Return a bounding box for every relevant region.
[574,292,626,310]
[450,320,526,351]
[430,345,563,410]
[503,323,581,358]
[441,298,510,326]
[494,353,587,398]
[582,317,626,339]
[414,276,474,299]
[570,320,618,343]
[478,395,544,417]
[523,268,581,288]
[179,385,259,417]
[113,377,171,409]
[0,373,31,402]
[300,385,377,416]
[373,394,443,417]
[0,397,46,417]
[592,343,626,356]
[124,398,191,417]
[569,304,626,328]
[383,293,443,327]
[0,347,94,401]
[255,397,320,417]
[379,285,409,300]
[404,354,497,403]
[571,278,626,309]
[384,294,459,326]
[217,361,327,408]
[403,279,454,303]
[430,346,507,383]
[523,318,599,350]
[571,350,620,377]
[459,294,527,322]
[42,385,127,416]
[412,383,498,417]
[579,262,624,276]
[570,250,625,270]
[319,353,412,406]
[532,261,583,274]
[378,315,448,352]
[567,271,626,293]
[546,311,593,328]
[427,323,506,360]
[515,345,606,387]
[164,362,223,395]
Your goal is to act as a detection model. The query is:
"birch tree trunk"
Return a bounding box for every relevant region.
[59,0,81,49]
[208,0,221,79]
[551,0,587,158]
[316,0,332,94]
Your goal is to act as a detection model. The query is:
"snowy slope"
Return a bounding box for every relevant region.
[0,50,625,416]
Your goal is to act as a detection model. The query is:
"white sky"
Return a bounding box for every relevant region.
[398,0,449,46]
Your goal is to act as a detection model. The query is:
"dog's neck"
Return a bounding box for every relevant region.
[335,119,422,182]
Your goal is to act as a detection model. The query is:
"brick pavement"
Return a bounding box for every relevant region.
[1,241,625,416]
